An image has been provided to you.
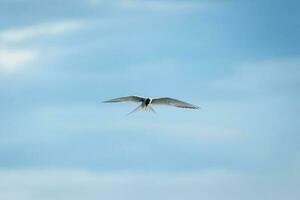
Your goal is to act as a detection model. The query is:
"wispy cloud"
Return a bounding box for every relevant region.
[0,168,298,200]
[0,20,85,44]
[98,59,178,81]
[0,48,38,73]
[0,20,85,73]
[23,103,245,142]
[117,0,210,12]
[213,58,300,94]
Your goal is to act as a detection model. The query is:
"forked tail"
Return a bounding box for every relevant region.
[148,105,156,114]
[127,104,144,115]
[127,104,156,115]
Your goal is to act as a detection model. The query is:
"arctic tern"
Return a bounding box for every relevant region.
[103,96,200,114]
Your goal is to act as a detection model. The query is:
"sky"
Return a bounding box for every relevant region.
[0,0,300,199]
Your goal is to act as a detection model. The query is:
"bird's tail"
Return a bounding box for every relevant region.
[127,104,144,115]
[147,105,156,114]
[127,104,156,115]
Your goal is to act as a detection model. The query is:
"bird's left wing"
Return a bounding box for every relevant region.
[152,97,199,109]
[103,96,145,103]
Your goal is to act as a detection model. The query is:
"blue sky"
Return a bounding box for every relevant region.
[0,0,300,199]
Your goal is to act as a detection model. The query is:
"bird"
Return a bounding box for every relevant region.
[103,95,200,114]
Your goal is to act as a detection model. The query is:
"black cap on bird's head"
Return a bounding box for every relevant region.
[145,98,151,106]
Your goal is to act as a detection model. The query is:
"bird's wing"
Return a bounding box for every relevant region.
[103,96,145,103]
[151,97,199,109]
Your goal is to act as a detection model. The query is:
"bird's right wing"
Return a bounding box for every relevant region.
[152,97,199,109]
[103,96,145,103]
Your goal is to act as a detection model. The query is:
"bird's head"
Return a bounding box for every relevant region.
[145,98,151,106]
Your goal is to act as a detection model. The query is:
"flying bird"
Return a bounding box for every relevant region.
[103,96,200,114]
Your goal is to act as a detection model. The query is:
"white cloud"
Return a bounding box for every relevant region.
[10,101,246,144]
[0,48,38,73]
[118,0,209,12]
[0,20,85,73]
[98,59,178,81]
[0,20,85,44]
[0,168,298,200]
[213,58,300,93]
[35,59,179,83]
